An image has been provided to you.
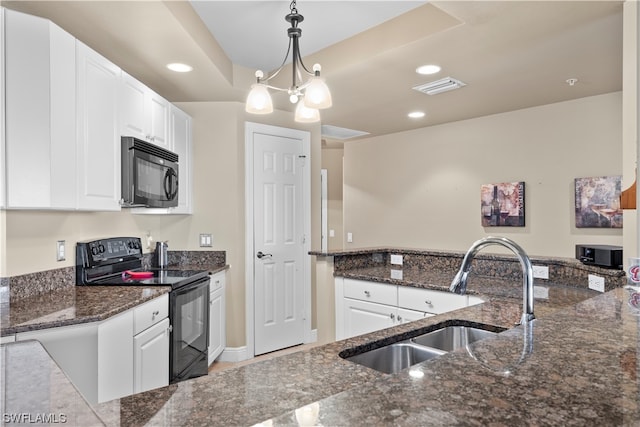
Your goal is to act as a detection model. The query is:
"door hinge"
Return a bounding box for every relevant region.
[301,234,307,244]
[298,155,306,167]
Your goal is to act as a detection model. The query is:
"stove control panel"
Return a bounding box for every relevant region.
[77,237,143,264]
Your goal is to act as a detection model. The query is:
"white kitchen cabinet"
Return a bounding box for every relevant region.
[0,8,5,209]
[335,277,484,340]
[119,72,170,150]
[15,294,169,404]
[3,8,76,209]
[208,271,226,365]
[342,298,396,339]
[0,334,15,344]
[76,40,121,211]
[133,293,170,394]
[97,308,134,403]
[134,317,170,394]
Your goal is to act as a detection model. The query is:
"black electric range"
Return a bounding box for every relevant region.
[76,237,211,383]
[75,237,209,288]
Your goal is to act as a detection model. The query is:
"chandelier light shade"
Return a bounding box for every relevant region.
[245,0,332,123]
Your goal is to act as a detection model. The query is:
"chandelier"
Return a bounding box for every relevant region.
[245,0,332,123]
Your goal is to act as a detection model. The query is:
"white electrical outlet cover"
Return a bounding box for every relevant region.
[588,274,605,292]
[532,265,549,280]
[533,285,549,300]
[390,269,403,280]
[390,254,403,265]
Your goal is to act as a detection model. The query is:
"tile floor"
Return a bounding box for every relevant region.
[208,342,320,374]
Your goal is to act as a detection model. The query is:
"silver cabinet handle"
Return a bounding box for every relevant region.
[397,315,403,322]
[390,313,395,320]
[152,310,160,319]
[256,251,273,259]
[425,300,432,306]
[364,290,371,297]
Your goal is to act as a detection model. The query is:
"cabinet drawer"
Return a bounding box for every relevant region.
[209,272,225,293]
[343,278,397,305]
[134,293,169,335]
[398,286,468,314]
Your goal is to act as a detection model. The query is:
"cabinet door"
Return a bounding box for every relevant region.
[208,272,226,364]
[119,72,147,141]
[148,91,170,149]
[342,298,396,340]
[134,317,170,394]
[397,307,434,324]
[0,7,5,208]
[76,41,121,211]
[98,308,133,402]
[398,286,469,315]
[4,9,76,209]
[170,105,192,214]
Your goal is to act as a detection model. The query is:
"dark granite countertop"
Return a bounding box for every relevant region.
[0,263,227,337]
[3,258,637,426]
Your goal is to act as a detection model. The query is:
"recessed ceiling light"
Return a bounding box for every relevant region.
[166,63,193,73]
[416,64,441,75]
[408,111,425,119]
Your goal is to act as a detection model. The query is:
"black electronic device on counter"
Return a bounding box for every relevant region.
[575,244,623,269]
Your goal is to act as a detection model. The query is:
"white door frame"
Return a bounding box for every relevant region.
[244,122,312,358]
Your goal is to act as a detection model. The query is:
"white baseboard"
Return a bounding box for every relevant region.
[217,346,250,362]
[217,329,318,363]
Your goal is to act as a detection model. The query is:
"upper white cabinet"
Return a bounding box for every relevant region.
[1,8,192,213]
[0,8,5,209]
[120,72,170,150]
[76,41,122,211]
[3,9,76,209]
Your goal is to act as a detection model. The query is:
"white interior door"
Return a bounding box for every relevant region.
[247,123,310,356]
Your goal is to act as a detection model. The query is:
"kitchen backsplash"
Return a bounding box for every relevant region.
[3,250,227,301]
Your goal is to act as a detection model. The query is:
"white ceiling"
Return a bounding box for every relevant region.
[1,1,624,142]
[189,1,428,71]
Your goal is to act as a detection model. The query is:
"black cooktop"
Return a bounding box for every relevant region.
[89,268,210,288]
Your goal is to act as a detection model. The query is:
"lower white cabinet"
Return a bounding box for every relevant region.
[15,294,169,404]
[336,277,484,340]
[134,317,170,394]
[208,271,226,365]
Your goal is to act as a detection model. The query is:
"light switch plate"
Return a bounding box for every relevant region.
[588,274,605,292]
[199,233,213,247]
[56,240,66,262]
[533,285,549,300]
[347,232,353,243]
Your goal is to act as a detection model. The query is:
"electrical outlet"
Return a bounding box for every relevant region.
[199,234,213,247]
[532,265,549,279]
[390,269,403,280]
[390,254,403,266]
[56,240,66,261]
[588,274,605,292]
[533,285,549,300]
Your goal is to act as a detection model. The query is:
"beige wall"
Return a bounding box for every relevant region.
[342,92,623,258]
[321,145,344,251]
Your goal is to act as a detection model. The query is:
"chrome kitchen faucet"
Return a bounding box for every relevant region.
[450,236,535,325]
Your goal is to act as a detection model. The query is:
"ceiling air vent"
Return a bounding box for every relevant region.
[321,125,370,140]
[413,77,466,95]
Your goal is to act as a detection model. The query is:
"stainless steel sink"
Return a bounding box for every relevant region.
[411,325,501,352]
[345,341,445,374]
[342,324,505,374]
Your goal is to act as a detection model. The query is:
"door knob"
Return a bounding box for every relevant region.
[256,251,273,259]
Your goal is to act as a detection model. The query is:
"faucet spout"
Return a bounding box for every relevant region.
[450,236,535,325]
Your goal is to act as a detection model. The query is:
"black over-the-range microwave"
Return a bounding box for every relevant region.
[121,136,179,208]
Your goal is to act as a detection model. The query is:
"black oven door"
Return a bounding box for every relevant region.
[170,277,210,383]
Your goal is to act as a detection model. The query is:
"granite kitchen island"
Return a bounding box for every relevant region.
[2,249,639,426]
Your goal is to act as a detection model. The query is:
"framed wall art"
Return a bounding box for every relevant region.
[575,176,622,228]
[481,182,525,227]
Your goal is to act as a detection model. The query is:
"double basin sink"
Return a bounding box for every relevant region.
[343,323,506,374]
